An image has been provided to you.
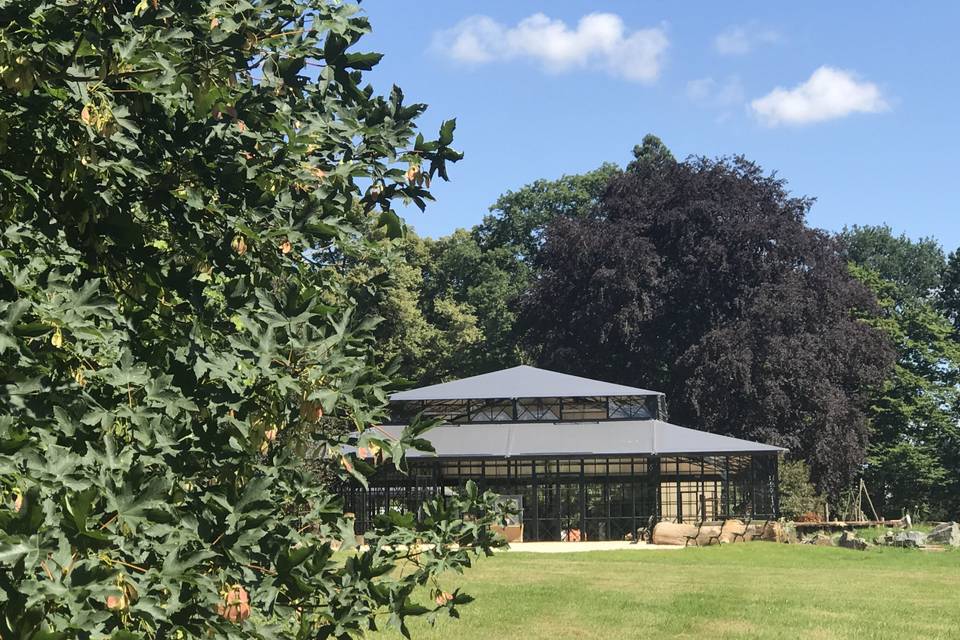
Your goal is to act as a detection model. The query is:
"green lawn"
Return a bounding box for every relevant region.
[377,544,960,640]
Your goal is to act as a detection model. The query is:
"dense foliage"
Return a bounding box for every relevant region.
[777,460,825,520]
[376,138,960,517]
[840,226,960,518]
[520,155,894,499]
[0,1,507,638]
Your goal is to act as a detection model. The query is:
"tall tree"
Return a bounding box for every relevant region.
[366,231,485,385]
[521,155,894,498]
[0,2,504,638]
[939,249,960,333]
[838,225,944,296]
[474,162,621,263]
[839,227,960,518]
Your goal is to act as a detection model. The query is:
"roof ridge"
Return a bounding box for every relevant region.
[391,365,663,402]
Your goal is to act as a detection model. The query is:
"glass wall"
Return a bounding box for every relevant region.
[341,453,779,540]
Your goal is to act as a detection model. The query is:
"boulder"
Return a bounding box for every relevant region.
[882,530,927,548]
[926,522,960,547]
[804,533,835,546]
[782,520,799,544]
[838,531,868,551]
[758,520,797,543]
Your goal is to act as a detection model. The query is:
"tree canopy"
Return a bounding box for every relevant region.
[840,227,960,518]
[520,155,895,497]
[0,1,505,638]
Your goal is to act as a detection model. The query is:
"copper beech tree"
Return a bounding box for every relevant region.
[521,155,895,500]
[0,1,507,638]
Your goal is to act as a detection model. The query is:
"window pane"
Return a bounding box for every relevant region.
[609,396,653,419]
[516,397,560,421]
[470,399,514,422]
[419,399,469,423]
[561,397,607,421]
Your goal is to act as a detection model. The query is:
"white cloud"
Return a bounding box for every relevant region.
[750,66,889,126]
[714,23,780,55]
[432,13,669,83]
[686,76,744,107]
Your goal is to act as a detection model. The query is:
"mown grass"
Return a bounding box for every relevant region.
[375,543,960,640]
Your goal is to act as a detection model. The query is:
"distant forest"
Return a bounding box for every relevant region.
[366,135,960,519]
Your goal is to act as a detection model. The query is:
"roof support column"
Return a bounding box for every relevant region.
[772,454,781,518]
[724,456,731,519]
[651,455,661,524]
[532,461,539,541]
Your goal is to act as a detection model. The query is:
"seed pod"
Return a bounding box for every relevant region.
[217,585,251,623]
[405,164,420,183]
[51,326,63,348]
[231,235,247,255]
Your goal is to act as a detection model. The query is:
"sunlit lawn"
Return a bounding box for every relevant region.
[375,543,960,640]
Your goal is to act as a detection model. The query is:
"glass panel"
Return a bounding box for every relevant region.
[420,399,469,423]
[561,397,607,421]
[557,459,581,475]
[485,460,509,478]
[470,399,514,422]
[516,397,561,421]
[607,458,634,475]
[537,482,560,541]
[660,481,678,521]
[609,396,653,419]
[583,459,607,475]
[513,460,533,478]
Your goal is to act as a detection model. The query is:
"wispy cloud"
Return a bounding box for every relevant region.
[714,23,780,56]
[432,13,669,83]
[750,66,889,126]
[686,76,744,108]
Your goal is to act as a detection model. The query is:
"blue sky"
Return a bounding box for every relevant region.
[361,1,960,250]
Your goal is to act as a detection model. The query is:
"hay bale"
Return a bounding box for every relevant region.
[695,524,723,546]
[719,519,746,544]
[652,522,699,546]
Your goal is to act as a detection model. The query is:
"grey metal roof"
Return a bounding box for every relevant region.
[365,420,784,458]
[390,365,662,401]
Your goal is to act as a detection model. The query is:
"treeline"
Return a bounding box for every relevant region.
[368,136,960,520]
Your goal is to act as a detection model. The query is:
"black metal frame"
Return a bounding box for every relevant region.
[391,395,662,425]
[341,452,780,541]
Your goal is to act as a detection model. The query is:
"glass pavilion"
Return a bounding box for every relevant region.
[342,365,784,542]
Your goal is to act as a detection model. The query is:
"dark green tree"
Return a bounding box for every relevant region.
[627,133,675,173]
[838,225,944,297]
[521,155,894,498]
[778,460,825,520]
[474,162,622,263]
[0,1,506,638]
[365,231,486,385]
[939,249,960,333]
[840,228,960,518]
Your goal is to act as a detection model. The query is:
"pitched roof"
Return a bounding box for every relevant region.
[390,365,662,401]
[366,420,785,458]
